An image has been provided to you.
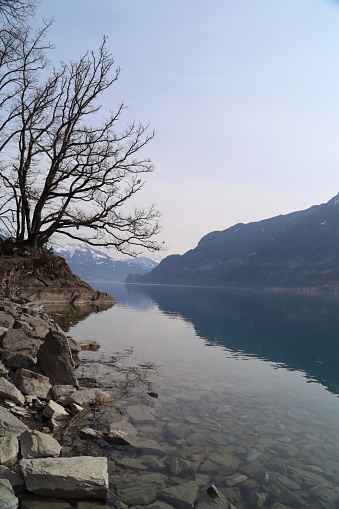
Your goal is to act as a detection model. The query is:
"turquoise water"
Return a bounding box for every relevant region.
[66,284,339,508]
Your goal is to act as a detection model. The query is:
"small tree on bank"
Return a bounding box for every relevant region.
[0,12,162,256]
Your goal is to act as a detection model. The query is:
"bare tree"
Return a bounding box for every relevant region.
[0,21,162,255]
[0,0,36,25]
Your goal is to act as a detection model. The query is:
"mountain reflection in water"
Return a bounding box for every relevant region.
[92,283,339,397]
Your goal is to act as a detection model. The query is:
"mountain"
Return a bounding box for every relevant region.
[127,194,339,289]
[52,243,159,282]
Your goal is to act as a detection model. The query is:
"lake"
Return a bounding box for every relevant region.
[59,283,339,509]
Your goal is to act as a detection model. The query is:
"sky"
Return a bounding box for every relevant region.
[32,0,339,257]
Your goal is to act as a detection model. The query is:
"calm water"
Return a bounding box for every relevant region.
[64,284,339,508]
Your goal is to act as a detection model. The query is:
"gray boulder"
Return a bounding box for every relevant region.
[42,400,69,420]
[19,493,72,508]
[159,481,200,509]
[0,465,25,493]
[111,471,165,506]
[58,388,114,407]
[0,479,19,509]
[104,419,166,456]
[0,377,25,405]
[50,384,77,401]
[37,330,78,387]
[0,436,19,466]
[20,430,62,458]
[0,406,28,437]
[1,350,36,370]
[1,328,42,357]
[14,368,52,399]
[20,456,109,499]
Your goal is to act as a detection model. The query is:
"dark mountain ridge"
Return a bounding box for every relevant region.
[127,194,339,289]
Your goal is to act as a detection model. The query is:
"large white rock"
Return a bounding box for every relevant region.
[0,377,25,406]
[0,406,28,438]
[0,479,19,509]
[20,430,61,458]
[20,456,109,499]
[42,400,68,420]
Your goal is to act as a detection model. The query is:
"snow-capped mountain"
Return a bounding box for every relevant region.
[52,242,159,282]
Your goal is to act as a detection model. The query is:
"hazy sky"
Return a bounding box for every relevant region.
[33,0,339,257]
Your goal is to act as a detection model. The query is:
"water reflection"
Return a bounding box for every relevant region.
[105,284,339,396]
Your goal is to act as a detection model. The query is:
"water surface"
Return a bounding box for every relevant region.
[65,284,339,508]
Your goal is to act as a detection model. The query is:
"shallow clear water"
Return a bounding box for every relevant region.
[64,283,339,508]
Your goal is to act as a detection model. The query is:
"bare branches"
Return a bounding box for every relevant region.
[0,22,162,256]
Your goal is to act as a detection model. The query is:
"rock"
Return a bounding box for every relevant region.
[59,388,114,407]
[20,456,109,499]
[1,350,36,370]
[248,491,268,508]
[19,493,72,508]
[126,404,156,423]
[1,328,42,357]
[37,330,78,387]
[119,457,148,470]
[0,377,25,405]
[42,400,69,420]
[167,456,196,476]
[159,481,200,509]
[104,419,166,456]
[0,405,28,437]
[225,473,248,487]
[0,478,19,509]
[77,340,100,351]
[50,384,77,401]
[0,436,19,466]
[79,427,103,440]
[10,406,30,418]
[70,402,84,413]
[277,475,301,490]
[20,430,62,458]
[14,368,52,399]
[0,359,9,376]
[111,472,165,505]
[0,465,25,493]
[74,502,110,509]
[195,485,237,509]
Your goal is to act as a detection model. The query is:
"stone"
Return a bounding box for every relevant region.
[126,404,156,423]
[59,388,114,407]
[0,359,9,376]
[74,502,110,509]
[167,456,196,476]
[277,475,301,490]
[0,465,25,493]
[50,384,77,400]
[77,340,100,351]
[119,457,148,470]
[0,479,19,509]
[0,436,19,466]
[159,481,200,509]
[37,330,78,387]
[0,377,25,405]
[14,368,52,399]
[104,419,166,456]
[79,427,103,440]
[225,473,248,487]
[10,405,30,418]
[20,456,109,499]
[2,350,36,369]
[2,328,42,356]
[195,485,237,509]
[0,405,28,437]
[70,402,83,413]
[248,491,268,508]
[19,493,72,508]
[111,471,165,506]
[42,400,69,420]
[20,430,62,458]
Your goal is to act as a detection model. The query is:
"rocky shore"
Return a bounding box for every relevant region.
[0,294,242,509]
[1,277,338,508]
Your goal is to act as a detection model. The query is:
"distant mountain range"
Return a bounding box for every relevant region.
[127,194,339,290]
[52,243,159,282]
